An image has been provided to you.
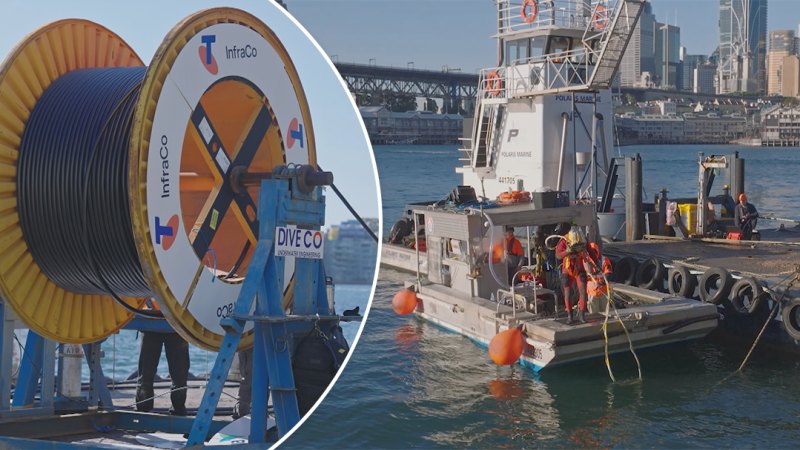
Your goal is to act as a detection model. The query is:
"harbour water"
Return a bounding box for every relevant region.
[284,144,800,448]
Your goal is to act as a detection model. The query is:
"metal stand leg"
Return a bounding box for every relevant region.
[0,302,15,412]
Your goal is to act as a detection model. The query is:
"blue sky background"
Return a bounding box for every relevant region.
[0,0,380,228]
[287,0,800,72]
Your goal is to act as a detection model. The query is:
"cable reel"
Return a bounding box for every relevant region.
[0,8,316,349]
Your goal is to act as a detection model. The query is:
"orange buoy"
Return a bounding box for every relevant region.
[491,242,505,263]
[392,288,419,315]
[488,327,524,365]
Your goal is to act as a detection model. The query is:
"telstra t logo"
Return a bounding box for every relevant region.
[155,214,179,251]
[199,35,219,75]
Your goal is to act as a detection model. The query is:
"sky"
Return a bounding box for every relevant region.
[0,0,380,228]
[285,0,800,73]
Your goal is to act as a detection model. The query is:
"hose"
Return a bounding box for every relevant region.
[587,257,643,382]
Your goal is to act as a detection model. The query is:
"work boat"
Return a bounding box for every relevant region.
[388,0,719,371]
[398,201,718,371]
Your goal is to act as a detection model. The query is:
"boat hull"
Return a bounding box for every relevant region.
[413,282,718,371]
[381,243,427,275]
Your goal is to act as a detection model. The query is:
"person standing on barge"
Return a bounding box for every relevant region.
[735,193,759,240]
[555,224,588,324]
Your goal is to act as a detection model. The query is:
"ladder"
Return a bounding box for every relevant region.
[470,103,503,172]
[585,0,647,89]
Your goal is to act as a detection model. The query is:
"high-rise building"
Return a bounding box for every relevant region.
[619,1,656,87]
[718,0,768,94]
[695,63,718,94]
[655,22,681,88]
[782,55,800,97]
[682,54,708,92]
[323,219,378,285]
[767,30,796,95]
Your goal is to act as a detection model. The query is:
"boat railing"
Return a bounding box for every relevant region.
[497,0,617,34]
[480,0,643,98]
[478,48,593,99]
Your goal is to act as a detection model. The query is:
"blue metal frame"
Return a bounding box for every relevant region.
[0,169,348,446]
[187,174,330,445]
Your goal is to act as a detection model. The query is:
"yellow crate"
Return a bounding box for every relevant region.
[678,203,698,235]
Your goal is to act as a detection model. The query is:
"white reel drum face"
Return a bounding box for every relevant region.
[132,10,316,350]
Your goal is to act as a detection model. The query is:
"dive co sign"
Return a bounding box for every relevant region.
[275,226,324,259]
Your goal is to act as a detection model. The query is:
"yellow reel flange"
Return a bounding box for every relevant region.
[0,19,145,343]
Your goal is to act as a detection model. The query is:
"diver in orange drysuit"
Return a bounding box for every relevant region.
[555,224,588,324]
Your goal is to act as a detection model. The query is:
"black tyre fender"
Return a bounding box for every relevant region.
[388,219,412,244]
[635,257,665,290]
[781,298,800,341]
[729,277,765,315]
[612,256,638,285]
[698,267,733,304]
[668,265,697,298]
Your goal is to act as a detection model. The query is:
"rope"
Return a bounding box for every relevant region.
[123,385,190,409]
[737,271,799,372]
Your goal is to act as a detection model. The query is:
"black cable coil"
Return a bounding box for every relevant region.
[18,67,152,297]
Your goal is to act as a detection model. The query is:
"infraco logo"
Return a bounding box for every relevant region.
[199,34,258,74]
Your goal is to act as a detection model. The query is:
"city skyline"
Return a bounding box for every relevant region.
[285,0,800,74]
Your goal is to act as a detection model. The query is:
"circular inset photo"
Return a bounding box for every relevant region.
[0,0,378,446]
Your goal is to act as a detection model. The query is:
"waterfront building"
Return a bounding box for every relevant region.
[767,30,796,95]
[323,219,379,285]
[619,1,656,87]
[782,55,800,97]
[761,106,800,146]
[359,106,463,144]
[655,22,681,89]
[718,0,768,94]
[616,112,748,145]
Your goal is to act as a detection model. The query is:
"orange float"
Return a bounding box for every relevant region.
[497,190,531,205]
[485,70,502,96]
[593,4,608,30]
[520,0,538,24]
[488,327,524,365]
[392,288,419,315]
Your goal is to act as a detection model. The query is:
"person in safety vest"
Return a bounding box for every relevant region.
[555,223,588,324]
[583,242,613,314]
[136,299,190,416]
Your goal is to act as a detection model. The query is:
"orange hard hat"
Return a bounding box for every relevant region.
[739,193,747,202]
